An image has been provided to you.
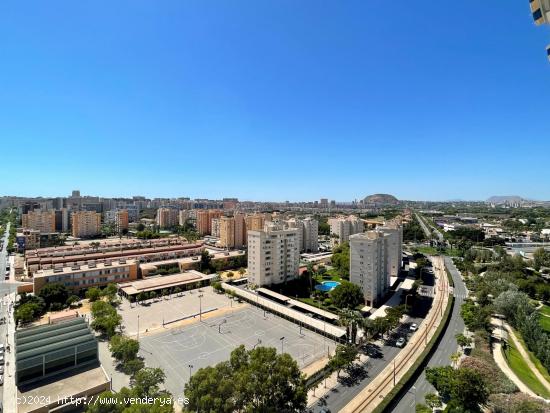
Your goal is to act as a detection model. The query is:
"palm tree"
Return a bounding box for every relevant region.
[339,309,363,344]
[450,351,461,368]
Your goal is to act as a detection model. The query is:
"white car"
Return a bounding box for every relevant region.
[0,375,4,385]
[0,366,4,374]
[396,337,406,348]
[410,323,418,331]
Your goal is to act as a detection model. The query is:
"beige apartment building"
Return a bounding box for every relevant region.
[349,231,388,307]
[71,211,101,238]
[328,215,364,246]
[376,218,403,278]
[33,259,139,294]
[156,208,178,229]
[196,210,222,235]
[22,210,56,233]
[211,218,221,237]
[247,221,300,287]
[219,213,245,249]
[285,217,319,252]
[116,209,129,233]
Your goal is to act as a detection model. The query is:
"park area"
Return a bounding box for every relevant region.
[138,305,336,400]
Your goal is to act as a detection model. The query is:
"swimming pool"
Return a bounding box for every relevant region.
[314,281,341,292]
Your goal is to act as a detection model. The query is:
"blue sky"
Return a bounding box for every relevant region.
[1,1,549,201]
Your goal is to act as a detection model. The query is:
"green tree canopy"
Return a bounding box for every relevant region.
[38,282,69,310]
[185,345,306,413]
[109,335,140,363]
[86,287,102,302]
[330,281,364,309]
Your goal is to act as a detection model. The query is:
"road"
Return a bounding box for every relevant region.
[415,213,444,243]
[0,222,18,408]
[308,279,435,413]
[391,256,466,412]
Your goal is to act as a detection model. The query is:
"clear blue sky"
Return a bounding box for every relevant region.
[1,1,549,201]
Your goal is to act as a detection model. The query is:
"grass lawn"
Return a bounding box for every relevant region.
[539,304,550,318]
[503,338,550,399]
[539,313,550,334]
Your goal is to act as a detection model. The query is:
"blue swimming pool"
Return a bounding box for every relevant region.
[315,281,341,292]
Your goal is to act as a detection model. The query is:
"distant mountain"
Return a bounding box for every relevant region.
[363,193,400,205]
[487,195,524,204]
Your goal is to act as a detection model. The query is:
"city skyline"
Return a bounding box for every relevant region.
[1,1,550,200]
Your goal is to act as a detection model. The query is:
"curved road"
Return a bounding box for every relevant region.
[391,256,466,412]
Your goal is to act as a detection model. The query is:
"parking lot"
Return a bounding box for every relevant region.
[139,306,336,401]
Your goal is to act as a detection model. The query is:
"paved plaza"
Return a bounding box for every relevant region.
[119,286,233,336]
[139,305,337,402]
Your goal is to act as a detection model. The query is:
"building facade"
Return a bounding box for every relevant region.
[328,215,364,246]
[21,210,56,233]
[33,259,139,293]
[376,218,403,278]
[156,208,178,229]
[247,221,300,287]
[71,211,101,238]
[196,210,223,235]
[349,231,388,307]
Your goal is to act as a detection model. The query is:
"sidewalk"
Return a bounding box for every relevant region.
[491,321,538,398]
[340,256,450,413]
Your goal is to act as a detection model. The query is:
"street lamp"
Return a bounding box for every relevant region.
[188,364,193,378]
[412,385,417,405]
[218,319,227,334]
[253,339,262,349]
[198,294,204,321]
[137,315,140,341]
[280,336,285,354]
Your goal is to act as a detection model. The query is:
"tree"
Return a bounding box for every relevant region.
[136,223,145,232]
[199,250,212,272]
[451,367,489,410]
[91,301,122,338]
[86,287,102,302]
[38,282,69,310]
[109,335,140,363]
[226,271,234,279]
[533,247,550,270]
[132,367,168,398]
[330,281,364,309]
[185,345,306,413]
[238,268,246,277]
[450,351,461,368]
[331,242,350,277]
[66,295,80,307]
[328,344,359,377]
[415,404,432,413]
[102,283,119,303]
[455,333,472,349]
[424,393,442,411]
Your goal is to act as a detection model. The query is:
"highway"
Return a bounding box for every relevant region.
[415,213,444,243]
[391,256,466,412]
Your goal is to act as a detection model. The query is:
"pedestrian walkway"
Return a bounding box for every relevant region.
[496,319,550,395]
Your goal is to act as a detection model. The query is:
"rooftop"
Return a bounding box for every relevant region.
[118,270,216,295]
[33,259,138,279]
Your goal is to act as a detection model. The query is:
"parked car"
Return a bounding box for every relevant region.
[396,337,406,348]
[409,323,418,331]
[0,366,4,374]
[0,375,4,385]
[0,356,4,365]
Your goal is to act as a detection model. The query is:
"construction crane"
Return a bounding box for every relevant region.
[530,0,550,60]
